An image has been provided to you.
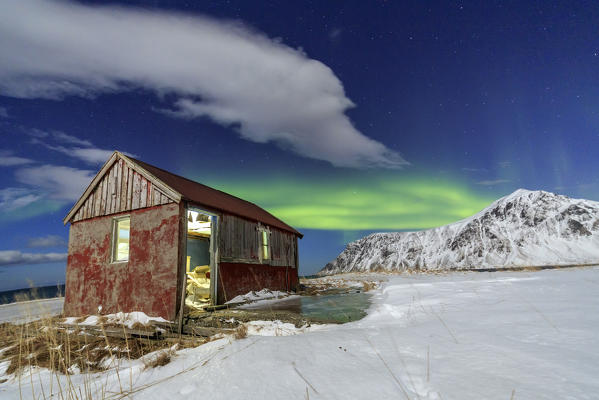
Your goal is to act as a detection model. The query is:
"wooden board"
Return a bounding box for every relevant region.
[72,157,176,222]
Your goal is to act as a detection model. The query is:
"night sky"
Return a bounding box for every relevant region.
[1,0,598,290]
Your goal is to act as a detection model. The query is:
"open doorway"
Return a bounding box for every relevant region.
[185,208,216,312]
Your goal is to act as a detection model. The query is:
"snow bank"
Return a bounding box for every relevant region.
[0,297,64,324]
[243,320,328,337]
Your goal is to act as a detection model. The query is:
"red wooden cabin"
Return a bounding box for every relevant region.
[62,151,301,323]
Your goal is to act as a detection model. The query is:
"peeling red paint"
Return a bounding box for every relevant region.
[216,262,298,304]
[64,203,180,321]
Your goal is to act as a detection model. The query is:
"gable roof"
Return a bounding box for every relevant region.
[64,151,302,237]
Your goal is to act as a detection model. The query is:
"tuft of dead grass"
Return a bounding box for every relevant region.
[234,324,248,340]
[142,350,172,370]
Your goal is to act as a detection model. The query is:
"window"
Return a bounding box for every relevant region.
[112,217,130,262]
[261,230,270,260]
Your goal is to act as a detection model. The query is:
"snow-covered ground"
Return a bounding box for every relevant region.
[2,267,599,399]
[0,297,63,324]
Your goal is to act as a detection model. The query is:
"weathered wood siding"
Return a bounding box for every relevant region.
[270,229,297,267]
[72,159,174,222]
[218,213,297,267]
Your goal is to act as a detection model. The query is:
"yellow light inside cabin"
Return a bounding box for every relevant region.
[114,217,130,261]
[262,230,269,260]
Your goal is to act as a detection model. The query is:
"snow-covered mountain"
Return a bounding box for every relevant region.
[320,189,599,274]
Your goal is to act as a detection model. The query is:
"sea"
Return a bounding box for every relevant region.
[0,284,65,305]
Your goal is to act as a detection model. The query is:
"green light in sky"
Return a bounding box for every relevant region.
[0,199,63,222]
[199,172,497,231]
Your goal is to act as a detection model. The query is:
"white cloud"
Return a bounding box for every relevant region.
[26,235,67,248]
[15,165,95,201]
[0,150,33,166]
[498,161,512,168]
[51,131,92,147]
[0,0,408,169]
[33,141,114,165]
[461,167,487,173]
[0,250,66,266]
[0,188,40,211]
[22,127,49,138]
[476,179,511,186]
[0,106,8,118]
[23,128,123,164]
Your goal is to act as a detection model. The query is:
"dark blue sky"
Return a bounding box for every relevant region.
[1,0,598,290]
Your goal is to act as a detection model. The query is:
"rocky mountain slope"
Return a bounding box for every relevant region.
[320,189,599,274]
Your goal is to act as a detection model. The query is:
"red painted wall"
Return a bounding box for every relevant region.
[217,262,299,304]
[64,203,181,321]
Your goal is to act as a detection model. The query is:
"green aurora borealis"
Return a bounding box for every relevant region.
[196,171,498,231]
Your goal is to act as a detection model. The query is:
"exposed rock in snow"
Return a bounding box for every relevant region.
[321,189,599,274]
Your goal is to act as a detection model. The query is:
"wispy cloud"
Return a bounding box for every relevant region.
[461,167,488,173]
[0,250,67,266]
[498,161,512,168]
[26,235,67,248]
[51,131,92,147]
[31,141,114,165]
[0,150,33,166]
[0,106,8,118]
[0,0,408,169]
[0,188,40,211]
[15,165,95,201]
[23,127,122,164]
[476,179,511,186]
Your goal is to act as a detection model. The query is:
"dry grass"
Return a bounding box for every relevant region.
[0,316,198,377]
[234,324,248,340]
[362,281,378,292]
[142,350,173,370]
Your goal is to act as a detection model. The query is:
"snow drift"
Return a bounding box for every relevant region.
[321,189,599,274]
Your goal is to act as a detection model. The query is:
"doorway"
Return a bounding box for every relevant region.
[185,208,217,312]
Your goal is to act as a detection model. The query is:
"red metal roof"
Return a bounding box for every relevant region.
[130,157,303,238]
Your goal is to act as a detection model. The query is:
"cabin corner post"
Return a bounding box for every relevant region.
[176,202,188,333]
[210,214,220,306]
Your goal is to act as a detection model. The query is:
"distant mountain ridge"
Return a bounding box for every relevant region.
[320,189,599,275]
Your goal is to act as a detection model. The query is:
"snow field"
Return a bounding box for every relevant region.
[1,267,598,399]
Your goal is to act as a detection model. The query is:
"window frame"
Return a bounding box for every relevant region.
[111,215,131,263]
[258,225,271,263]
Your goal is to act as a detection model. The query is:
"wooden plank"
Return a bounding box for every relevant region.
[94,184,102,217]
[132,172,141,209]
[106,164,113,214]
[120,162,128,212]
[182,325,234,337]
[153,186,161,206]
[100,175,107,215]
[111,163,117,214]
[148,182,154,207]
[140,177,148,208]
[82,194,88,220]
[88,189,94,218]
[126,167,133,210]
[115,160,123,213]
